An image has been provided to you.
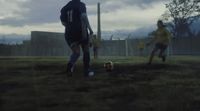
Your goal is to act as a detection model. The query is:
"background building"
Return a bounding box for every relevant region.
[0,31,200,56]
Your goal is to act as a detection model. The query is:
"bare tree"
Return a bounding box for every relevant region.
[162,0,200,38]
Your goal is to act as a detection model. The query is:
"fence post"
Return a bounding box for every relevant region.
[125,39,128,56]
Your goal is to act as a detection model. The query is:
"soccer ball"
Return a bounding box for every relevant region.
[104,61,114,72]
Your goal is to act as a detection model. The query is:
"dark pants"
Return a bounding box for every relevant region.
[65,37,90,72]
[155,43,167,51]
[148,43,168,64]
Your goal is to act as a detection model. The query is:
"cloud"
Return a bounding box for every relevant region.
[0,0,29,20]
[89,1,166,32]
[0,22,64,35]
[0,0,65,26]
[0,0,168,26]
[0,0,168,35]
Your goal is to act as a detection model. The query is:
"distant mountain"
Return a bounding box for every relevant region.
[101,25,156,40]
[0,34,30,44]
[0,18,199,44]
[103,18,200,40]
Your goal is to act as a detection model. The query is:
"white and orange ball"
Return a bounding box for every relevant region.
[104,61,114,72]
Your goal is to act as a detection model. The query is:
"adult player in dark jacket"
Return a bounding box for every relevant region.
[60,0,94,77]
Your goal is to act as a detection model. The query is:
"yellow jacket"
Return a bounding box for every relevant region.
[154,27,171,45]
[92,37,101,48]
[137,41,145,49]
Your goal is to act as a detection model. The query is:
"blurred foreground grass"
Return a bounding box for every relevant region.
[0,56,200,111]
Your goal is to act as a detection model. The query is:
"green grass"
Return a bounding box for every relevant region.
[0,56,200,111]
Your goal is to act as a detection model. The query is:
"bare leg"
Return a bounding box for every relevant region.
[69,45,80,65]
[67,45,80,75]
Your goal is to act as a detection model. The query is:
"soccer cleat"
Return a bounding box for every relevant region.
[84,69,94,77]
[147,62,152,65]
[66,63,74,77]
[162,56,166,62]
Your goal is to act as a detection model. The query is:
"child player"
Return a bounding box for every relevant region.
[147,20,171,65]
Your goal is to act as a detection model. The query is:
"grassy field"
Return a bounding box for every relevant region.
[0,56,200,111]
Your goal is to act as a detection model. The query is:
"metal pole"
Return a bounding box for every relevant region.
[97,3,101,40]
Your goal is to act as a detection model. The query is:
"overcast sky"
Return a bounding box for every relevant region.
[0,0,168,36]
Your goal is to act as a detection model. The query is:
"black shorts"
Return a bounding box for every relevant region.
[65,37,89,48]
[93,47,98,52]
[155,43,167,50]
[65,29,89,48]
